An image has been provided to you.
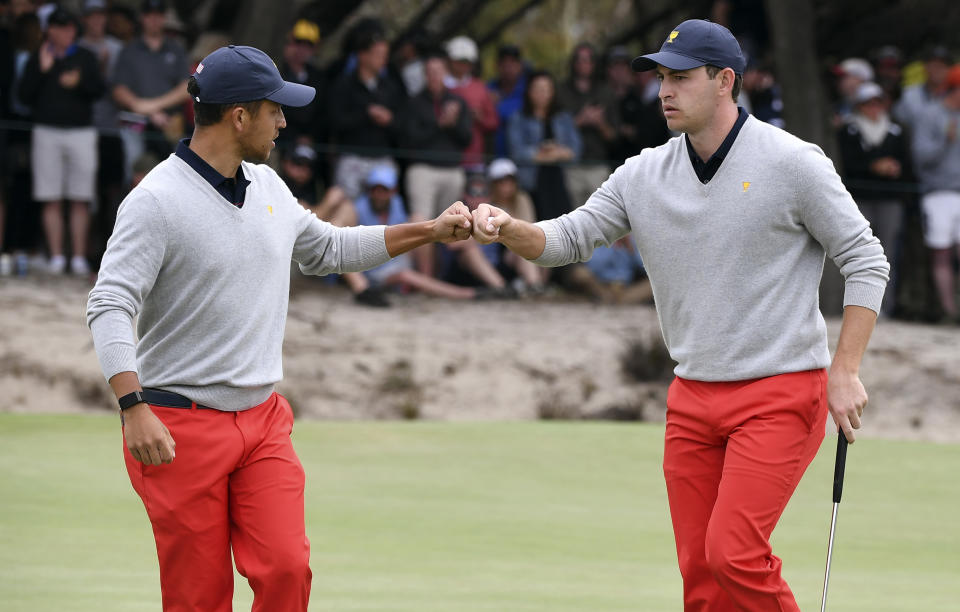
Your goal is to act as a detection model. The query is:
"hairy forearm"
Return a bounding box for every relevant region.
[499,220,546,261]
[831,305,877,374]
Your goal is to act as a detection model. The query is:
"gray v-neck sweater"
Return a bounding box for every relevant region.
[87,155,390,410]
[535,116,889,381]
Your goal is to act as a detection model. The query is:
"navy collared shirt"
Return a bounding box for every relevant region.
[175,139,250,207]
[685,107,749,184]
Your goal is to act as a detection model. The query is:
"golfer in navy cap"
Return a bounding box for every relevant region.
[87,45,473,611]
[470,20,888,611]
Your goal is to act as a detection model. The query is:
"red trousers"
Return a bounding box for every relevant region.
[123,393,311,611]
[663,370,827,611]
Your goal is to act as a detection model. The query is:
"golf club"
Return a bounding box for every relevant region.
[820,430,849,612]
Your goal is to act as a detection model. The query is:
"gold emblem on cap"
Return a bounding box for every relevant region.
[667,31,679,43]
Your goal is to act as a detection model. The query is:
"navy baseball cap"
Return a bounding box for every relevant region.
[632,19,746,75]
[192,45,315,107]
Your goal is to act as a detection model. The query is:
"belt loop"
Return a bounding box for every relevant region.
[191,400,197,411]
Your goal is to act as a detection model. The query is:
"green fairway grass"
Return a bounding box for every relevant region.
[1,414,957,611]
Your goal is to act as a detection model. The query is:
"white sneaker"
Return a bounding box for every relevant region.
[70,255,91,277]
[0,254,12,276]
[48,255,67,275]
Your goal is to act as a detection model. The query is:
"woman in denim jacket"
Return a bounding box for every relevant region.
[506,70,582,220]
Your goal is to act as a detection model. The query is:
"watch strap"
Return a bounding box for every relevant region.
[118,390,146,411]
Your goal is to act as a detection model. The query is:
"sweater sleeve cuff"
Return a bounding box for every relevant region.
[89,310,139,381]
[842,279,886,314]
[532,221,565,266]
[357,225,391,269]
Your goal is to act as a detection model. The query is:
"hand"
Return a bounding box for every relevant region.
[123,404,176,465]
[827,369,867,443]
[39,44,55,72]
[149,111,170,128]
[58,68,81,89]
[471,203,513,245]
[431,201,473,243]
[368,104,393,126]
[438,100,460,126]
[869,157,901,178]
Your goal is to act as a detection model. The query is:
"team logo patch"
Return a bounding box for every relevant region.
[667,31,679,44]
[742,181,751,193]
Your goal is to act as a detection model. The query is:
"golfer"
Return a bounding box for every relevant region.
[86,45,472,611]
[471,20,888,611]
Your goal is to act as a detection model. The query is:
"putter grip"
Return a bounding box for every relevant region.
[832,432,849,503]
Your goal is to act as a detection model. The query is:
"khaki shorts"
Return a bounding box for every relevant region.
[406,164,465,220]
[921,190,960,249]
[31,125,98,201]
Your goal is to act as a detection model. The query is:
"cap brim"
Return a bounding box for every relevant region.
[632,51,705,72]
[266,81,316,107]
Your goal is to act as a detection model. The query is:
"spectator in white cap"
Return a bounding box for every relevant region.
[833,57,874,123]
[446,35,498,173]
[838,81,911,316]
[483,159,544,291]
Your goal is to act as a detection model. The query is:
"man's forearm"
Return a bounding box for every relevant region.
[109,371,143,399]
[830,305,878,374]
[500,220,546,261]
[384,221,436,257]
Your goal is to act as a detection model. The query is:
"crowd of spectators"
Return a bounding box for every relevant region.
[1,1,958,321]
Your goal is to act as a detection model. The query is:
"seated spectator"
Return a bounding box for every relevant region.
[558,42,619,208]
[353,165,478,300]
[488,44,527,157]
[328,19,403,200]
[484,158,545,291]
[18,7,105,276]
[507,69,582,220]
[401,50,472,277]
[567,237,653,305]
[911,66,960,322]
[280,145,390,308]
[446,35,498,173]
[838,82,911,316]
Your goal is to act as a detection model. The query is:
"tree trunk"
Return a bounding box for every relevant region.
[231,0,300,59]
[765,0,844,315]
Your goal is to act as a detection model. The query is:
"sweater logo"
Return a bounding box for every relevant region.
[742,181,751,193]
[267,205,273,216]
[667,31,679,44]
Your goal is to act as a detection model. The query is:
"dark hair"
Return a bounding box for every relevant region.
[705,65,743,101]
[522,70,560,118]
[345,18,386,54]
[567,42,599,84]
[186,77,263,126]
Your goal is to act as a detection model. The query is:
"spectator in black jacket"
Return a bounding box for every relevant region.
[838,82,911,316]
[278,20,326,154]
[328,21,404,199]
[400,51,472,276]
[18,7,105,276]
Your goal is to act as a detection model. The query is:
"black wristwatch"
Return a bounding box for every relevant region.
[118,390,147,411]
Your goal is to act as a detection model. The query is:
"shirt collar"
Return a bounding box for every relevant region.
[685,107,749,184]
[175,139,250,201]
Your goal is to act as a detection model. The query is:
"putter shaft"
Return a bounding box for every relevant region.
[820,502,839,612]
